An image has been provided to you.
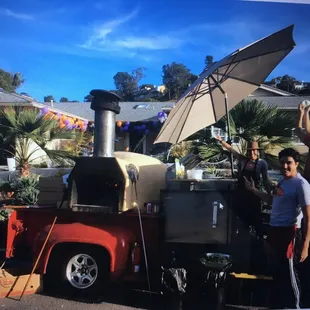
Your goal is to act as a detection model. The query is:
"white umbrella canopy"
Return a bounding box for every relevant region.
[154,25,296,145]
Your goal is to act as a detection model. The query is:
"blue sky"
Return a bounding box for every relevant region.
[0,0,310,102]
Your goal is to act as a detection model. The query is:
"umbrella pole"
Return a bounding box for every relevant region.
[224,93,231,140]
[209,75,234,178]
[224,93,234,178]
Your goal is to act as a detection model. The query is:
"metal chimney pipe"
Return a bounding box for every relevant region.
[90,90,121,157]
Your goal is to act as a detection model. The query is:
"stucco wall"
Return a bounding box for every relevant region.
[15,139,63,166]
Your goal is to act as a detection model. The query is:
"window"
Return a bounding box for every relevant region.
[133,104,149,109]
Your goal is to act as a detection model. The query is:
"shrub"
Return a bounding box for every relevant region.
[10,174,40,205]
[0,208,10,221]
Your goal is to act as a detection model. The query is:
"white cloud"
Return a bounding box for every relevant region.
[113,36,183,50]
[7,6,306,68]
[79,14,284,62]
[81,8,184,56]
[242,0,310,4]
[0,8,34,20]
[82,9,139,48]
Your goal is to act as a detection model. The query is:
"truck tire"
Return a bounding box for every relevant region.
[47,244,110,296]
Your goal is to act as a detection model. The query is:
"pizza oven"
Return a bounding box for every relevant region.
[66,90,167,213]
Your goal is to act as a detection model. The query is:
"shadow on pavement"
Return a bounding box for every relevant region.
[40,282,232,310]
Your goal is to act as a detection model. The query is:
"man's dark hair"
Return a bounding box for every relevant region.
[278,148,300,163]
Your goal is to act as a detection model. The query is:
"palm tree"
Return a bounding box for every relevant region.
[196,99,296,168]
[12,73,24,89]
[61,130,92,157]
[0,106,76,177]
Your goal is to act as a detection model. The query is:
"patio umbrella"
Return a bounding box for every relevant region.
[154,25,296,146]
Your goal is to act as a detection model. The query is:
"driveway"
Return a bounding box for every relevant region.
[0,294,144,310]
[0,291,266,310]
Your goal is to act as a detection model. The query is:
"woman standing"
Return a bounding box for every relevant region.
[216,136,271,236]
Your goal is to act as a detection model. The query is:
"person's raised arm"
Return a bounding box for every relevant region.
[216,135,245,161]
[296,103,306,142]
[303,105,310,135]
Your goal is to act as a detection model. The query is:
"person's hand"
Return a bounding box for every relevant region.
[299,103,305,113]
[305,105,310,113]
[215,135,223,142]
[300,244,309,263]
[243,176,255,191]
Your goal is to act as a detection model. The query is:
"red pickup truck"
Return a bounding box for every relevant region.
[6,207,163,295]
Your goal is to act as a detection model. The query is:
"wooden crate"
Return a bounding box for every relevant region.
[0,269,42,298]
[226,273,273,308]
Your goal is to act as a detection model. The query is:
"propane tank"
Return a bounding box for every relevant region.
[131,242,141,273]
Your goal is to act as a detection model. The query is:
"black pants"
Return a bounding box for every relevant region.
[298,228,310,308]
[234,189,263,236]
[267,227,304,309]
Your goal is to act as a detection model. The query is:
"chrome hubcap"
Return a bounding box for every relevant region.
[66,254,98,289]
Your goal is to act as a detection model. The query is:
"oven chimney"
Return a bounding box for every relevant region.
[90,89,121,158]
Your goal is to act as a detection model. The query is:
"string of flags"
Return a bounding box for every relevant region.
[39,106,168,133]
[39,107,89,131]
[115,111,168,135]
[157,111,168,123]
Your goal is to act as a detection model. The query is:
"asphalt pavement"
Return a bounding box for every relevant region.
[0,284,178,310]
[0,294,144,310]
[0,290,266,310]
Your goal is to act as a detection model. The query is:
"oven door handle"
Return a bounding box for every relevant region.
[212,201,218,228]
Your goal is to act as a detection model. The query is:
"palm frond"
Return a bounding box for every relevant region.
[61,131,91,156]
[44,149,77,165]
[195,99,297,166]
[0,106,78,171]
[170,141,192,158]
[198,144,223,161]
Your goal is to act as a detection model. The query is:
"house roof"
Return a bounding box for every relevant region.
[247,96,310,110]
[0,90,176,122]
[1,85,304,124]
[0,91,33,103]
[51,101,176,122]
[0,90,89,120]
[41,95,308,121]
[258,84,296,96]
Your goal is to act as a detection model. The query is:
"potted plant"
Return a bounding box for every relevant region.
[10,174,40,205]
[204,166,217,178]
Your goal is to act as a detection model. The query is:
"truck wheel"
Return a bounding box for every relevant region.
[48,245,109,296]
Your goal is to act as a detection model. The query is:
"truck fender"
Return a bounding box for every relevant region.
[33,222,135,275]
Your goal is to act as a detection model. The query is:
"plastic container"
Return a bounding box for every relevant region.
[7,158,16,172]
[186,169,203,179]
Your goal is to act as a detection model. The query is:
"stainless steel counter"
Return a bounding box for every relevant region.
[162,178,240,244]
